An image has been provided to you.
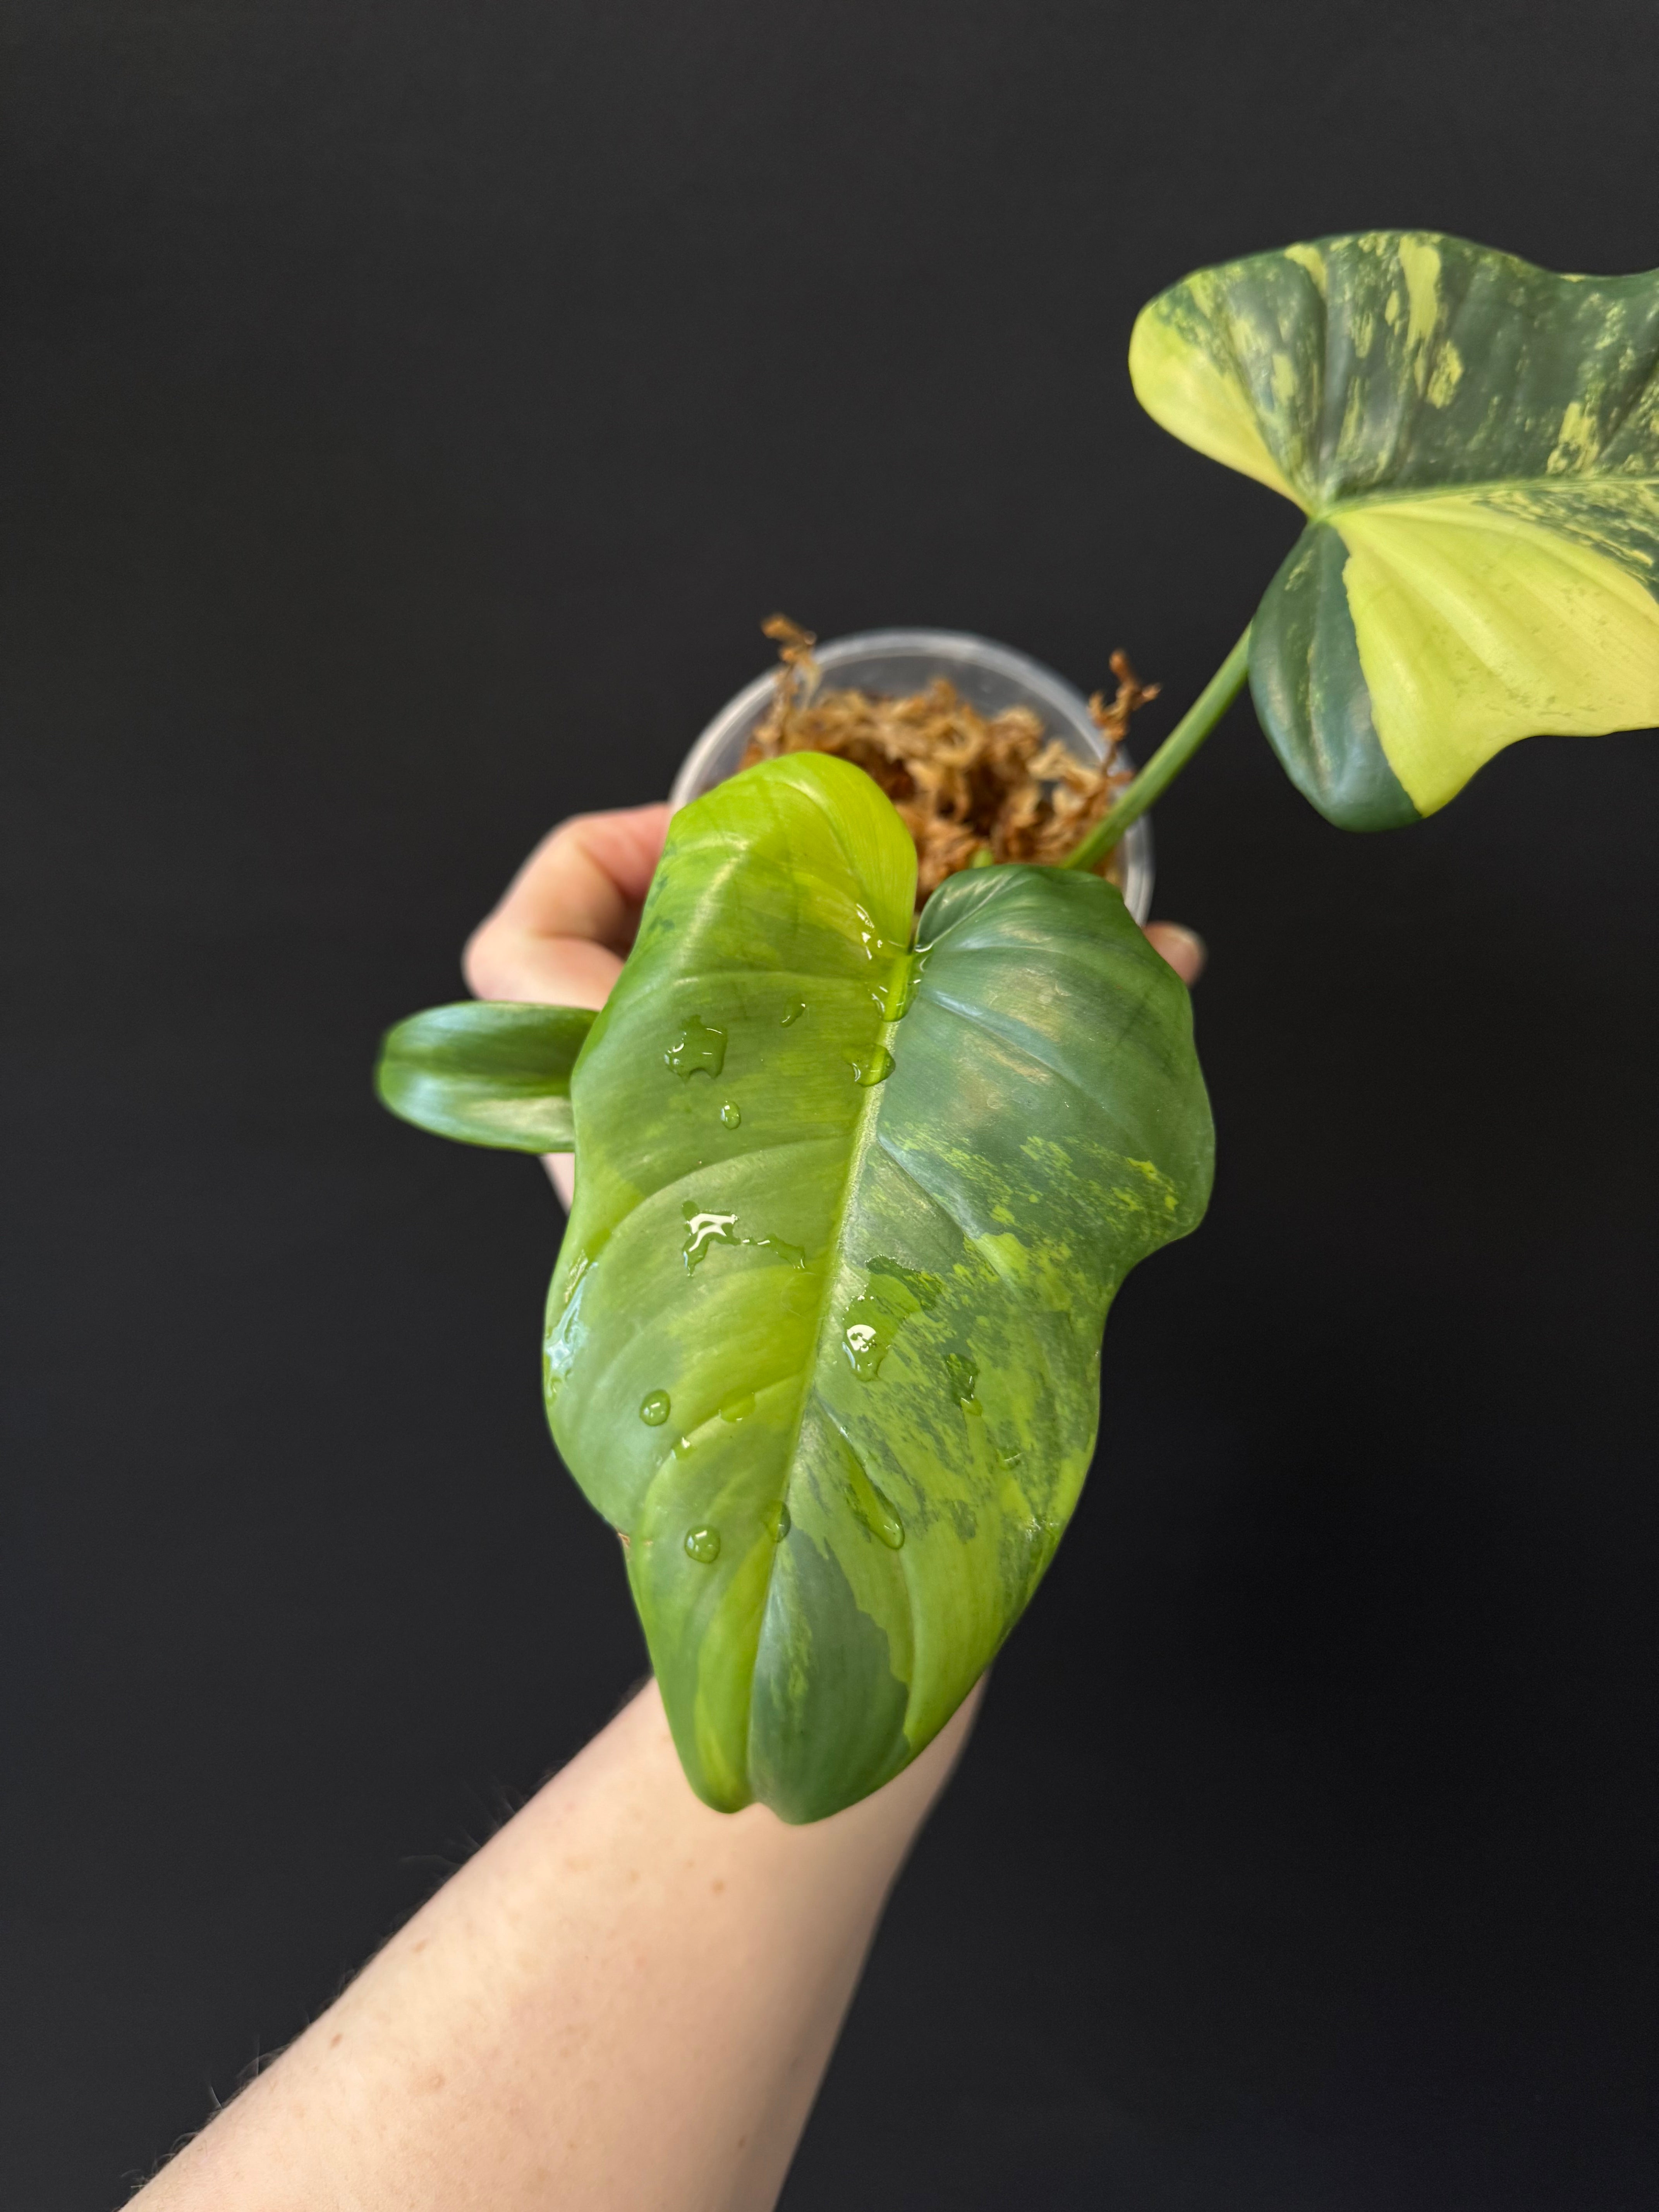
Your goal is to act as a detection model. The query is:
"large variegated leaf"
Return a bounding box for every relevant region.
[541,754,1212,1820]
[1130,231,1659,827]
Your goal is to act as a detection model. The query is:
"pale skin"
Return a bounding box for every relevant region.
[136,804,1204,2212]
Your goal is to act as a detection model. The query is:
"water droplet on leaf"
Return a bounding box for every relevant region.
[944,1353,981,1413]
[680,1197,808,1278]
[843,1320,882,1379]
[845,1472,904,1547]
[754,1235,807,1270]
[684,1526,721,1565]
[868,1491,905,1548]
[850,1047,895,1087]
[682,1201,739,1271]
[559,1248,596,1312]
[868,1257,941,1309]
[871,958,922,1022]
[720,1101,742,1128]
[780,1000,806,1025]
[665,1015,727,1080]
[841,1257,943,1379]
[682,1200,805,1274]
[719,1387,756,1423]
[763,1500,791,1542]
[834,1432,906,1548]
[639,1389,671,1425]
[852,904,895,964]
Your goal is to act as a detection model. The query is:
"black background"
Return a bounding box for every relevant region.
[6,2,1658,2203]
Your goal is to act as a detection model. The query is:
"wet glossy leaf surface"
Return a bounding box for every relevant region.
[545,755,1212,1819]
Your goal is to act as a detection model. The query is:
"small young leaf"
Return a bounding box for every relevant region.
[375,1001,594,1151]
[1131,231,1659,827]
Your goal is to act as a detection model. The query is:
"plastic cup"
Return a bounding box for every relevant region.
[668,628,1154,926]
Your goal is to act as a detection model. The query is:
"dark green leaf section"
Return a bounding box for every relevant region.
[1131,231,1659,825]
[1250,526,1419,831]
[375,1001,594,1151]
[543,754,1213,1821]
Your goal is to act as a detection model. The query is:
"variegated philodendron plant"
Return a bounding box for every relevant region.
[378,232,1659,1820]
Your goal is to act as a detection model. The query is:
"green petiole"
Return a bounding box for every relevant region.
[1060,623,1253,874]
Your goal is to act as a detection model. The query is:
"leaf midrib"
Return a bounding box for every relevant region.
[740,982,913,1776]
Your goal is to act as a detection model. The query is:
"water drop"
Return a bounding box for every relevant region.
[841,1257,943,1379]
[682,1200,739,1271]
[753,1234,807,1270]
[997,1444,1023,1468]
[850,1047,895,1087]
[867,1256,942,1309]
[681,1200,807,1275]
[763,1499,792,1542]
[852,904,894,964]
[871,958,921,1022]
[639,1389,672,1426]
[843,1320,882,1379]
[780,1000,807,1026]
[684,1526,721,1565]
[843,1470,904,1549]
[720,1101,742,1128]
[672,1433,694,1459]
[719,1387,756,1423]
[665,1015,727,1080]
[833,1431,906,1548]
[559,1247,596,1312]
[944,1353,981,1414]
[869,1487,905,1549]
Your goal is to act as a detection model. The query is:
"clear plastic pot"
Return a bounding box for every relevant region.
[668,628,1154,926]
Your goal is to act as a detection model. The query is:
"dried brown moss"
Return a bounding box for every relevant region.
[740,616,1155,905]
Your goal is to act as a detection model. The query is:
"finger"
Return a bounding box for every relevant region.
[1143,922,1207,987]
[463,803,672,1012]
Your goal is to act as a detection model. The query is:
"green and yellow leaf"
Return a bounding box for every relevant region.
[1130,230,1659,827]
[542,754,1213,1820]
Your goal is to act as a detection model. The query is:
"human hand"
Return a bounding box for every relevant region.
[463,801,1207,1203]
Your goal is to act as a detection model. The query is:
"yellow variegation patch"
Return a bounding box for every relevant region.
[1335,489,1659,812]
[1127,290,1300,503]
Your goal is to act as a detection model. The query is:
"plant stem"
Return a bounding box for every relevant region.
[1060,623,1253,873]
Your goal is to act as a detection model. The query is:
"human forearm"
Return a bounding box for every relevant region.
[137,1676,979,2212]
